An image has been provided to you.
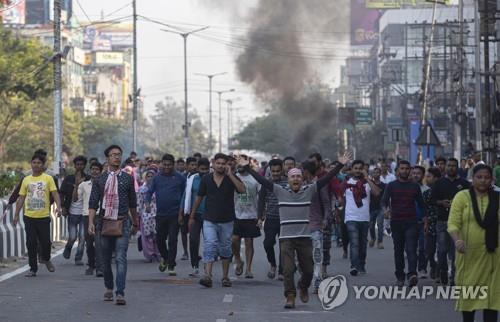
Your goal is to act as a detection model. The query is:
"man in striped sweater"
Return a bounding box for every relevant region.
[239,152,350,309]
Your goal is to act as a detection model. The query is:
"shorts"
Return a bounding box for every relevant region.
[203,220,233,262]
[233,219,261,238]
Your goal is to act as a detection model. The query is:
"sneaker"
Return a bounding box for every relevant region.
[62,247,71,259]
[419,269,428,279]
[189,267,199,277]
[245,272,254,279]
[85,267,94,276]
[277,274,284,281]
[168,267,177,276]
[103,290,114,302]
[377,242,384,249]
[115,294,126,306]
[75,260,84,266]
[45,261,55,273]
[267,266,277,279]
[25,270,36,277]
[181,253,189,261]
[350,268,358,276]
[408,274,418,287]
[158,259,167,272]
[199,275,213,288]
[369,239,375,247]
[284,294,296,309]
[96,270,104,277]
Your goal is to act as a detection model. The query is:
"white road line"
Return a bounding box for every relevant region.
[222,294,234,303]
[216,319,227,322]
[0,247,66,283]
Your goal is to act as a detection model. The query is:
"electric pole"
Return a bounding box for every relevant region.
[161,27,209,158]
[215,89,235,153]
[53,0,62,176]
[454,0,464,159]
[132,0,138,153]
[195,72,226,156]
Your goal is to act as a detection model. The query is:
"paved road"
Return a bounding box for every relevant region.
[0,234,459,322]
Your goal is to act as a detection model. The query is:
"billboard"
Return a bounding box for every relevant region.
[95,51,124,66]
[83,22,133,51]
[1,0,26,24]
[351,0,381,46]
[366,0,452,9]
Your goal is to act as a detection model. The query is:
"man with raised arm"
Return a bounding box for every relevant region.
[237,152,351,309]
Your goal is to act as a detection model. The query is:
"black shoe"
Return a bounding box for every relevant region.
[96,270,104,277]
[350,268,358,276]
[408,274,418,287]
[62,248,71,259]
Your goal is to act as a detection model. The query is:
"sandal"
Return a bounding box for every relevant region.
[115,294,126,306]
[199,275,213,288]
[103,290,114,302]
[267,267,276,279]
[235,260,244,276]
[221,277,232,287]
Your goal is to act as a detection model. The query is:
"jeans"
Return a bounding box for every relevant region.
[280,237,313,297]
[202,220,233,262]
[346,221,369,271]
[65,214,85,261]
[84,216,103,271]
[425,232,437,274]
[391,219,418,281]
[436,220,455,283]
[417,221,427,272]
[369,209,384,243]
[101,218,130,296]
[323,222,332,266]
[311,230,324,282]
[263,218,282,274]
[24,216,51,273]
[189,215,203,269]
[155,216,179,268]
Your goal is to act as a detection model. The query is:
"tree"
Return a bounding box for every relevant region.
[0,27,53,161]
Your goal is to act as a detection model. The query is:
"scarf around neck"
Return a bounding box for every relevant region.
[103,170,121,220]
[346,178,368,208]
[469,188,499,253]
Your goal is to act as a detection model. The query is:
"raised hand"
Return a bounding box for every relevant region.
[338,151,353,165]
[236,155,250,167]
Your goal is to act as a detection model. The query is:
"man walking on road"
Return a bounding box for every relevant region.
[61,155,90,265]
[342,160,381,276]
[381,160,426,287]
[431,158,470,285]
[88,145,139,305]
[79,161,104,276]
[258,159,287,280]
[241,152,350,309]
[146,153,186,276]
[14,153,62,277]
[232,155,261,279]
[189,153,246,288]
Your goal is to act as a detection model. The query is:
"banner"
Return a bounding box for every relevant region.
[1,0,26,24]
[351,0,381,46]
[366,0,452,9]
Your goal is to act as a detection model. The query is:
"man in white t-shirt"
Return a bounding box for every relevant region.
[342,160,381,276]
[232,155,261,279]
[79,162,104,276]
[380,162,396,184]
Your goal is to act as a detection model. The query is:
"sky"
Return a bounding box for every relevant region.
[75,0,264,137]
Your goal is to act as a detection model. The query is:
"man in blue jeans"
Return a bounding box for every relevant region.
[341,160,381,276]
[61,155,90,265]
[88,145,138,306]
[189,153,246,288]
[381,160,426,287]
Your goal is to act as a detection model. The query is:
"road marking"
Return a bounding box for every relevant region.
[0,247,66,283]
[216,319,227,322]
[223,294,233,303]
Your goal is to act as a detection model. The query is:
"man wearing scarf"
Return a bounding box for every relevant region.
[88,145,138,306]
[341,160,381,277]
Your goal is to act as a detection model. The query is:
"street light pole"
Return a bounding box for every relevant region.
[215,89,235,152]
[195,72,226,156]
[162,26,209,158]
